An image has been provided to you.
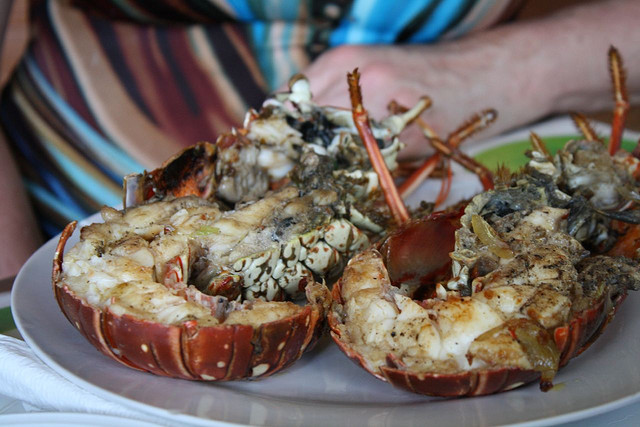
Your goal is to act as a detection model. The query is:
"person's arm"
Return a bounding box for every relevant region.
[0,0,41,280]
[303,0,640,158]
[0,133,43,280]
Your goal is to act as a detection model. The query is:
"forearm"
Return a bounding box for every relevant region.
[410,0,640,141]
[0,133,42,279]
[304,0,640,156]
[463,0,640,116]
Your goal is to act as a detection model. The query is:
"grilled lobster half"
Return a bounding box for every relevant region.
[328,47,640,396]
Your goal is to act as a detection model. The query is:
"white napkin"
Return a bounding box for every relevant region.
[0,335,173,425]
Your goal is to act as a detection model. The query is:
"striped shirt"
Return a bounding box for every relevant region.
[1,0,519,236]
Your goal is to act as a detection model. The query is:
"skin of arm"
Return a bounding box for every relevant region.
[0,132,43,280]
[303,0,640,159]
[0,0,41,280]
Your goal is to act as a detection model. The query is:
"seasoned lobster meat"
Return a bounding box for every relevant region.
[53,187,348,380]
[66,188,365,302]
[330,174,640,396]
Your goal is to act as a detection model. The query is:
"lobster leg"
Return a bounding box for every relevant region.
[434,157,453,207]
[608,46,629,155]
[348,70,409,225]
[382,97,432,135]
[388,100,440,140]
[529,131,554,162]
[387,100,444,199]
[398,153,442,199]
[570,113,600,143]
[399,108,496,199]
[429,138,495,191]
[442,109,497,192]
[447,109,497,149]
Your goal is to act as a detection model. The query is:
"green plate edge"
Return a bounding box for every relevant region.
[475,135,636,170]
[0,306,16,333]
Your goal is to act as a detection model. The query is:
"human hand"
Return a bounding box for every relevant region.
[301,0,640,160]
[302,42,539,159]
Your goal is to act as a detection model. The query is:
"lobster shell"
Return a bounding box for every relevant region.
[328,249,629,397]
[52,222,330,381]
[123,142,218,208]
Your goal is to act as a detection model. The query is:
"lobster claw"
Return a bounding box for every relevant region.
[379,209,462,290]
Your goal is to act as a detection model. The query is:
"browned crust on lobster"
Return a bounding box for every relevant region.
[327,263,628,397]
[123,142,218,208]
[53,222,329,381]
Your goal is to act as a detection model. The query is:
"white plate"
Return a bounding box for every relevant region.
[0,412,159,427]
[11,117,640,426]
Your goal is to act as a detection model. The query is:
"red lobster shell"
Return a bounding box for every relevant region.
[328,246,630,397]
[53,222,330,381]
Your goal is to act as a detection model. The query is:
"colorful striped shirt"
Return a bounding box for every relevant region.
[1,0,519,237]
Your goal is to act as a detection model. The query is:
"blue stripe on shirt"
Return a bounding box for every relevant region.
[330,0,377,45]
[225,0,255,20]
[408,0,468,42]
[26,180,87,223]
[45,143,122,208]
[330,0,470,45]
[0,97,89,217]
[25,57,144,179]
[250,21,279,89]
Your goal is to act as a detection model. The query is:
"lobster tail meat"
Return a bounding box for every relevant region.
[330,177,640,396]
[52,190,338,380]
